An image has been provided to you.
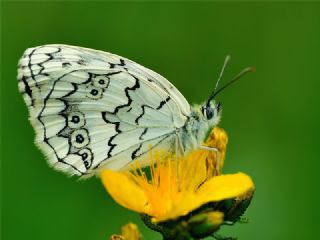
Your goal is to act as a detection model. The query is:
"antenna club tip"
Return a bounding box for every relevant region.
[242,66,256,73]
[224,55,231,63]
[249,66,256,72]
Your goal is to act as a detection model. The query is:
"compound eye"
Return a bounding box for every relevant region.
[206,107,214,120]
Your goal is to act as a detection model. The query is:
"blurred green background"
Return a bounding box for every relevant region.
[1,1,320,240]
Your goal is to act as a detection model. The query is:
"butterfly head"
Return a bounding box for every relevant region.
[201,101,221,123]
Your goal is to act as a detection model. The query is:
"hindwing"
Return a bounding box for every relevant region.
[18,45,191,176]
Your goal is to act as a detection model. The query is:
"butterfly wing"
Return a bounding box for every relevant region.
[18,44,191,177]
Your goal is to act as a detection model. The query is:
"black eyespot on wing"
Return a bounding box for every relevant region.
[70,128,90,148]
[68,111,85,128]
[81,152,88,159]
[77,148,93,170]
[91,89,98,95]
[93,76,109,88]
[72,116,80,123]
[86,85,103,99]
[76,134,84,143]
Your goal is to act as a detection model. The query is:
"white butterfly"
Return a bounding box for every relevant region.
[18,44,252,177]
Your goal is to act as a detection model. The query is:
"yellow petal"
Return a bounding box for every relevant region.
[154,172,254,222]
[197,172,254,202]
[121,223,141,240]
[110,235,125,240]
[152,192,199,222]
[179,150,208,191]
[101,170,148,213]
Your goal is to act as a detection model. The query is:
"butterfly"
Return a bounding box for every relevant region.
[18,44,253,177]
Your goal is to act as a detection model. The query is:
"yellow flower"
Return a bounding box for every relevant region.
[101,127,254,223]
[110,223,141,240]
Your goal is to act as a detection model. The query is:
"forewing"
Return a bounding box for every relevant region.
[18,44,190,177]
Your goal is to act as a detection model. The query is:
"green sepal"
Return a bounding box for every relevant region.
[188,213,221,238]
[140,214,172,239]
[140,192,254,240]
[223,191,254,223]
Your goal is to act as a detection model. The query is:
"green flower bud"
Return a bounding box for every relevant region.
[188,211,224,238]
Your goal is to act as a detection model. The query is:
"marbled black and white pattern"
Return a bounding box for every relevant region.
[18,45,221,177]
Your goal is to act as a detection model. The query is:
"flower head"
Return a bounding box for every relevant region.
[101,127,254,223]
[110,223,141,240]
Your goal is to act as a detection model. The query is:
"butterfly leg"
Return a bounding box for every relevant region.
[175,132,185,191]
[175,133,185,157]
[199,146,221,175]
